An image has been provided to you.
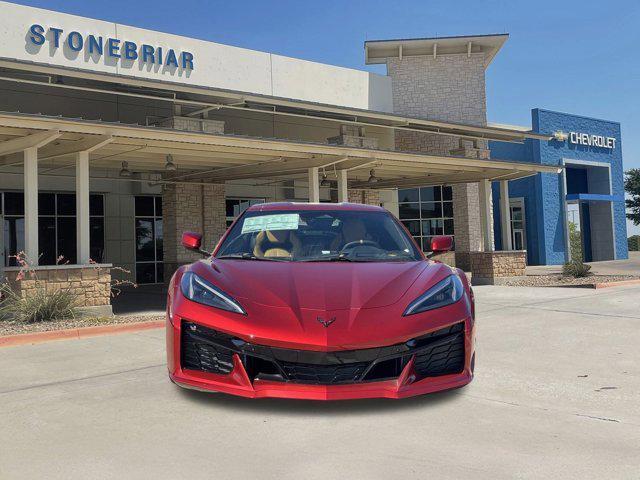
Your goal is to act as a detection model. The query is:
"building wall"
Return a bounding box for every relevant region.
[491,108,628,265]
[387,53,488,268]
[0,0,393,112]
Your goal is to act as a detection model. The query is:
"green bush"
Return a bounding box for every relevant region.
[562,261,592,278]
[0,284,78,323]
[629,235,640,252]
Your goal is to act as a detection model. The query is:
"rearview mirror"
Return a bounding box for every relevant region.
[181,231,208,256]
[430,235,453,254]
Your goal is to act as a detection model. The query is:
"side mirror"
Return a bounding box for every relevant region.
[181,232,208,256]
[430,235,453,254]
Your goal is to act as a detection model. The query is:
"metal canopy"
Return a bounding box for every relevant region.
[0,111,560,188]
[0,60,550,144]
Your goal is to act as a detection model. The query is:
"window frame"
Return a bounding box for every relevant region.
[398,186,454,252]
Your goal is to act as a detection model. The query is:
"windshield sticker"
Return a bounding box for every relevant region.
[241,214,300,234]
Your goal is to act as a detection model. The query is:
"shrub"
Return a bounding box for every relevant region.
[562,260,592,278]
[0,284,78,323]
[629,235,640,252]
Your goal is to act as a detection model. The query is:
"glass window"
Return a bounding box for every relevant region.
[420,202,442,219]
[135,196,163,284]
[4,192,24,216]
[38,217,56,265]
[2,192,105,267]
[57,193,76,215]
[39,193,56,215]
[396,185,455,252]
[225,198,265,227]
[135,196,155,217]
[89,194,104,216]
[217,209,421,262]
[4,217,24,266]
[419,186,441,202]
[398,203,420,219]
[90,217,105,263]
[57,217,77,264]
[398,189,419,203]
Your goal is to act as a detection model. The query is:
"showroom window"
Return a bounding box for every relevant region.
[398,186,454,251]
[134,196,163,284]
[1,191,105,266]
[225,198,265,227]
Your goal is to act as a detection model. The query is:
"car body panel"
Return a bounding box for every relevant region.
[166,203,475,400]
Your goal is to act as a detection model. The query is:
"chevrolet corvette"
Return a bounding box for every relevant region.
[166,202,475,400]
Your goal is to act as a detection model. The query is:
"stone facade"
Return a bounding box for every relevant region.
[163,182,226,278]
[387,53,492,269]
[469,251,527,285]
[431,250,456,267]
[5,265,112,308]
[347,189,381,205]
[328,125,379,149]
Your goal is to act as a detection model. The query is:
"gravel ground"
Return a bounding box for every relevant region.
[501,274,640,287]
[0,314,164,336]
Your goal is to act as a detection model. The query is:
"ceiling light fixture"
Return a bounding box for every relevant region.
[165,154,177,171]
[119,161,132,178]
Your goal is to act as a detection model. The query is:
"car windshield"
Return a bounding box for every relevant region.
[215,209,422,262]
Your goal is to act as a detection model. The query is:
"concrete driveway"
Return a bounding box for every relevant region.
[1,285,639,479]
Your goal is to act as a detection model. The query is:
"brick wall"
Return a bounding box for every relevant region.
[469,251,527,285]
[163,183,226,278]
[387,53,491,269]
[5,265,112,307]
[347,189,381,205]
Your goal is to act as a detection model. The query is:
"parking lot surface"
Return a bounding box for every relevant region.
[1,285,639,479]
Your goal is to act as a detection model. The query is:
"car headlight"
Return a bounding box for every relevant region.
[180,272,246,315]
[403,275,464,316]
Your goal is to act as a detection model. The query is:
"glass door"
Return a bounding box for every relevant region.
[509,199,527,251]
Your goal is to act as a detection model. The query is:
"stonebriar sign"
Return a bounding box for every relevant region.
[27,24,195,70]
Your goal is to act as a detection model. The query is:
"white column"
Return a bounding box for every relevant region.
[499,180,513,251]
[478,179,494,252]
[337,169,348,203]
[308,167,320,203]
[23,147,39,265]
[76,151,90,264]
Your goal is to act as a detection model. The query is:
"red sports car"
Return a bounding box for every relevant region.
[166,202,475,400]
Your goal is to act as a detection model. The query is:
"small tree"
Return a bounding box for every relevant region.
[568,221,583,261]
[625,169,640,226]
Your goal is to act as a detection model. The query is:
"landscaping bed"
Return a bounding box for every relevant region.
[501,274,640,288]
[0,314,165,337]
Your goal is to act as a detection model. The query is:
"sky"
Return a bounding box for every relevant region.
[9,0,640,235]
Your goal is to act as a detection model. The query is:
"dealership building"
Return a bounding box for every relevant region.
[0,1,627,313]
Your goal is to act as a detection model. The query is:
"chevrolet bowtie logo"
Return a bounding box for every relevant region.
[316,316,336,328]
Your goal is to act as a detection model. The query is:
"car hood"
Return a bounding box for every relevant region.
[193,259,442,310]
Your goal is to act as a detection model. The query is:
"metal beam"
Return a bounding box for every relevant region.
[39,135,114,160]
[0,130,61,156]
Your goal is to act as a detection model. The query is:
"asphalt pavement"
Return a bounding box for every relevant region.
[1,285,639,479]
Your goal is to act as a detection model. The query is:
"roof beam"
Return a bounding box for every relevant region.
[39,135,113,160]
[0,130,61,156]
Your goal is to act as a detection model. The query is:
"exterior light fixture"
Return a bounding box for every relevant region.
[320,173,330,187]
[119,161,132,177]
[553,130,568,142]
[165,154,177,171]
[367,169,378,184]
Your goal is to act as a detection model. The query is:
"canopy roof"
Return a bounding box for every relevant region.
[0,111,560,189]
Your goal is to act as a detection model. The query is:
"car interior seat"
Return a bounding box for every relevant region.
[253,230,300,258]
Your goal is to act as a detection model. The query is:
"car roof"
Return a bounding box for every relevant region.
[247,202,385,212]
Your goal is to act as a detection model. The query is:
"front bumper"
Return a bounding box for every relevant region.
[167,317,475,400]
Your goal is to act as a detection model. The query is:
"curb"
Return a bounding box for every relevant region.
[0,320,165,348]
[591,279,640,289]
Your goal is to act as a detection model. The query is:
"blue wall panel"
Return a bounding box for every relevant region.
[490,108,628,265]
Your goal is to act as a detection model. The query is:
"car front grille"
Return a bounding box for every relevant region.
[180,320,465,385]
